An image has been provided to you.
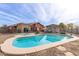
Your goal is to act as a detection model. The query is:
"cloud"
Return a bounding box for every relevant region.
[53,0,79,24]
[0,2,79,25]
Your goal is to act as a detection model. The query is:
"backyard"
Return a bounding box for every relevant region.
[0,33,79,56]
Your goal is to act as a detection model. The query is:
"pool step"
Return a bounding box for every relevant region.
[40,35,50,43]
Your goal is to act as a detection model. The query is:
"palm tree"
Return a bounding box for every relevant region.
[67,23,74,33]
[59,23,66,34]
[75,26,79,34]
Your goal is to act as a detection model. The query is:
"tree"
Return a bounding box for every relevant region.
[0,25,8,33]
[24,27,29,32]
[74,25,79,34]
[67,23,74,33]
[59,23,66,34]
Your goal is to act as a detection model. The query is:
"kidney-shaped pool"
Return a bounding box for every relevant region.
[12,34,72,48]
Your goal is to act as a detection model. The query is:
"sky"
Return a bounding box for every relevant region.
[0,0,79,26]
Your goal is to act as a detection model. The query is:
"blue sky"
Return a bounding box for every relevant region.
[0,2,79,26]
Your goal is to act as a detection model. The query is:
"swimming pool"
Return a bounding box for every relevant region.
[1,34,78,55]
[12,34,72,48]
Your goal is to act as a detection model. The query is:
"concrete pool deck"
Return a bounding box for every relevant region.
[0,34,79,55]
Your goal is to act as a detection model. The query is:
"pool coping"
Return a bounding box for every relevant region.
[1,34,79,55]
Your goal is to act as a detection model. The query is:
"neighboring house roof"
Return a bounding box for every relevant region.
[46,24,59,29]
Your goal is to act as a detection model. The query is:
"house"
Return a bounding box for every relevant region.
[46,24,59,33]
[7,22,46,33]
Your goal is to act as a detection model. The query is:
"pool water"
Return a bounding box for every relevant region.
[12,34,72,48]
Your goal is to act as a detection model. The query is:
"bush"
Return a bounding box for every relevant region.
[35,31,39,34]
[60,32,66,34]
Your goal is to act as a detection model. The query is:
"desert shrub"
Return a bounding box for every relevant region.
[60,32,66,34]
[35,31,39,34]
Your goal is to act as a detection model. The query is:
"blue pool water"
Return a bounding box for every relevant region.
[12,34,72,48]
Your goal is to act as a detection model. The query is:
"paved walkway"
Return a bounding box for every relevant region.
[25,40,79,56]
